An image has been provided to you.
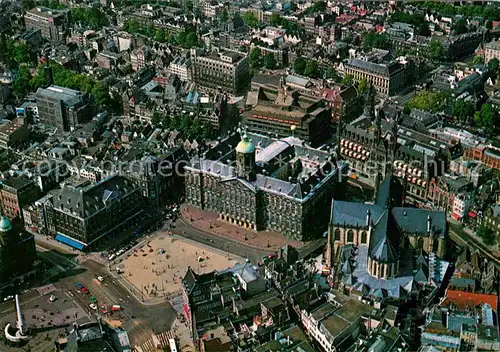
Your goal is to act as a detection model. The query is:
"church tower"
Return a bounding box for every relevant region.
[235,133,256,181]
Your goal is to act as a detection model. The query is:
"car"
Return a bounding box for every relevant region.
[3,295,14,302]
[89,303,98,310]
[108,254,116,261]
[111,305,122,311]
[80,287,89,294]
[75,283,84,290]
[89,296,97,303]
[97,276,104,282]
[49,295,57,302]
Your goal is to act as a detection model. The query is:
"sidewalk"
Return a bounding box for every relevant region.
[180,204,302,251]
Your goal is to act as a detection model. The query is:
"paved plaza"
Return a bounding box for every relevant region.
[181,205,303,250]
[121,235,242,300]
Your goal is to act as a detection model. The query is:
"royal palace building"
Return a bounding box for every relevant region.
[184,131,348,240]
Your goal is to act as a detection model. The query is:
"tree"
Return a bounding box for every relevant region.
[243,12,259,28]
[358,77,368,94]
[341,74,354,86]
[408,89,449,113]
[452,99,474,122]
[263,53,277,70]
[474,103,497,131]
[418,23,431,36]
[154,29,166,43]
[324,67,338,80]
[293,57,306,75]
[202,121,214,139]
[12,65,31,98]
[472,56,484,66]
[21,0,35,10]
[249,48,261,68]
[304,60,318,77]
[269,13,282,27]
[184,32,198,48]
[427,38,444,61]
[477,225,496,246]
[363,32,388,51]
[454,18,468,35]
[219,8,229,23]
[487,57,499,77]
[486,21,493,30]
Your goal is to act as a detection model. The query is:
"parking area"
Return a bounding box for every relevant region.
[119,235,242,300]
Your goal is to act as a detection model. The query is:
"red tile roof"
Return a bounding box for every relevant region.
[442,289,498,311]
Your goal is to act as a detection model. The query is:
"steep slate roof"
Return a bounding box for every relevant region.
[332,176,446,263]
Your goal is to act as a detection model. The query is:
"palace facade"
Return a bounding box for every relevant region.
[185,131,348,240]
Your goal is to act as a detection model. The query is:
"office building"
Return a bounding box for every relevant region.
[340,58,405,96]
[0,118,30,150]
[44,175,143,250]
[36,85,94,132]
[0,176,39,221]
[191,48,250,95]
[24,7,68,42]
[0,217,36,290]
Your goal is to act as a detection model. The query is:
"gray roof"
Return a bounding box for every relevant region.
[332,176,446,263]
[345,59,403,76]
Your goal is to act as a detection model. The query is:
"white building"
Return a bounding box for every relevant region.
[452,193,472,221]
[168,57,192,82]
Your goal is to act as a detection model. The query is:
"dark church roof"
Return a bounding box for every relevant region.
[331,176,446,263]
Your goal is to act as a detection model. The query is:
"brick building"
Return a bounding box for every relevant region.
[0,176,39,220]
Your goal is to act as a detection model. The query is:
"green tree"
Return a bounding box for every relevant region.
[486,21,493,30]
[263,53,277,69]
[11,43,31,65]
[427,38,444,61]
[219,8,229,23]
[269,13,282,27]
[304,60,318,77]
[155,29,166,42]
[190,118,203,138]
[249,48,261,68]
[474,103,497,131]
[341,74,354,86]
[325,67,338,80]
[477,225,496,246]
[452,99,474,122]
[243,12,259,28]
[293,57,306,75]
[472,56,484,66]
[454,18,468,35]
[184,32,198,48]
[358,77,368,94]
[487,58,499,77]
[363,32,388,51]
[408,89,449,113]
[180,114,191,134]
[12,65,31,98]
[21,0,36,10]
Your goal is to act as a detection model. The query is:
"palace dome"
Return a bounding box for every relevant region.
[236,134,255,154]
[0,216,12,232]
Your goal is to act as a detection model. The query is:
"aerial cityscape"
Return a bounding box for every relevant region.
[0,0,498,351]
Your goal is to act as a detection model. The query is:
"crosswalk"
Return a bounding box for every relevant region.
[134,330,176,352]
[45,265,66,278]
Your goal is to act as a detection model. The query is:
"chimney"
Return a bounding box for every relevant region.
[427,215,432,233]
[366,209,371,227]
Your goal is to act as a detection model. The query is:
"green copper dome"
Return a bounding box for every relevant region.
[0,216,12,232]
[236,134,255,154]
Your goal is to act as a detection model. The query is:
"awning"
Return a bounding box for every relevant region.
[452,213,461,221]
[55,234,86,250]
[468,211,477,218]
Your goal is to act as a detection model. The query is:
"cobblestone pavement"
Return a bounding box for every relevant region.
[181,204,302,251]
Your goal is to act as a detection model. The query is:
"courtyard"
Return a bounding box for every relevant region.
[119,235,242,300]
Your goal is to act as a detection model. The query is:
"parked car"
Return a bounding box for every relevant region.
[89,303,98,310]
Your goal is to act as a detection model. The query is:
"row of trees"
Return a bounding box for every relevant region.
[477,225,496,246]
[152,112,214,140]
[71,7,109,29]
[404,89,450,113]
[293,57,319,78]
[363,32,388,51]
[21,0,66,9]
[249,48,277,70]
[12,62,119,112]
[123,20,198,48]
[416,2,499,20]
[0,34,33,69]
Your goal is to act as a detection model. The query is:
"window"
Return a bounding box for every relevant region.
[334,228,341,241]
[361,231,367,244]
[347,230,354,243]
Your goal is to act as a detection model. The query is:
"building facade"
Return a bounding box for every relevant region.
[24,7,68,42]
[36,85,94,132]
[0,217,36,290]
[0,176,39,221]
[341,58,405,96]
[191,49,250,95]
[44,175,143,250]
[185,131,347,240]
